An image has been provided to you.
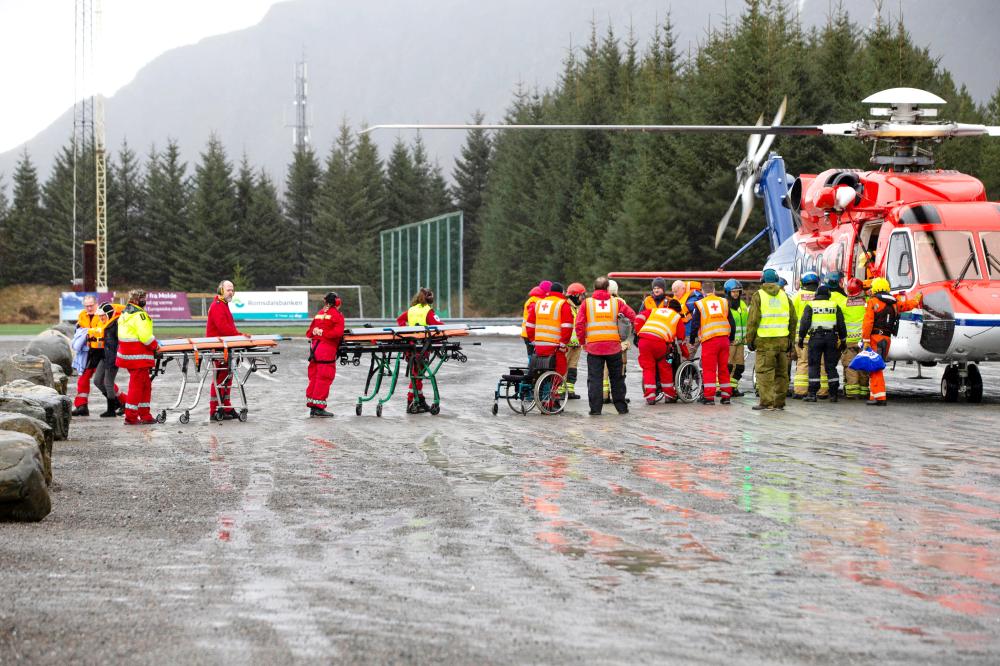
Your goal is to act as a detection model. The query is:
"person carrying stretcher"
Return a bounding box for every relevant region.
[397,288,444,413]
[206,280,248,419]
[306,292,345,417]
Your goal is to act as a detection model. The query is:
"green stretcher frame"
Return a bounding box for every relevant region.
[346,330,468,417]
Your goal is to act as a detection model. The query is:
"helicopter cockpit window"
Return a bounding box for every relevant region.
[886,232,914,289]
[983,233,1000,280]
[913,231,980,285]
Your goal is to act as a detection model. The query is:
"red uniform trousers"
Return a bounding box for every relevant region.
[867,334,891,403]
[74,367,96,407]
[533,346,568,376]
[124,369,153,423]
[306,341,338,409]
[637,337,676,399]
[406,352,429,402]
[700,335,731,399]
[209,360,234,415]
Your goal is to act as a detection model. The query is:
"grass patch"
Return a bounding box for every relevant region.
[0,324,50,336]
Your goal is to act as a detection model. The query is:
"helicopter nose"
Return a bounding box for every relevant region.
[920,290,955,355]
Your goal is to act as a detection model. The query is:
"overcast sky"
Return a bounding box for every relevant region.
[0,0,284,152]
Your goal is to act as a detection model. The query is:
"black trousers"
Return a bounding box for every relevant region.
[523,338,534,364]
[588,352,627,414]
[808,332,840,395]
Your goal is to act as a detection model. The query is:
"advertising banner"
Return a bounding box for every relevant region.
[144,291,192,320]
[229,291,308,320]
[60,292,114,321]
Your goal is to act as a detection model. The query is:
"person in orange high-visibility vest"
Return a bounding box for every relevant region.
[688,287,736,404]
[861,277,922,406]
[634,303,688,404]
[526,282,574,378]
[575,276,637,415]
[521,280,551,363]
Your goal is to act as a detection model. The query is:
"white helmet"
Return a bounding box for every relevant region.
[608,279,619,296]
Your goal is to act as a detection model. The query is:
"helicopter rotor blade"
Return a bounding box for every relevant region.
[753,96,788,165]
[363,123,827,135]
[735,177,757,238]
[715,186,743,248]
[746,114,764,163]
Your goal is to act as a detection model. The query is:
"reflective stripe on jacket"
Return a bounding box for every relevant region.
[808,298,838,330]
[694,295,731,342]
[532,295,570,347]
[758,292,792,338]
[584,296,620,343]
[639,307,682,343]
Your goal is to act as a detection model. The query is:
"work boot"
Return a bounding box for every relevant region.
[697,397,714,405]
[866,399,886,406]
[731,388,745,397]
[99,398,118,418]
[803,394,817,402]
[71,405,89,417]
[310,408,334,418]
[568,392,581,400]
[830,392,839,403]
[719,396,731,405]
[791,394,804,400]
[603,395,611,404]
[752,404,770,411]
[662,395,678,404]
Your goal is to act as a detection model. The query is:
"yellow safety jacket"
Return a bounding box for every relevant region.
[731,299,749,345]
[808,298,838,330]
[521,295,541,338]
[407,304,431,326]
[758,292,792,338]
[833,292,866,344]
[639,307,682,343]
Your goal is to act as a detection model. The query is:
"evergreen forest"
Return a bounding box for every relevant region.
[0,1,998,314]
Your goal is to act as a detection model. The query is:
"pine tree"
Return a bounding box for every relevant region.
[451,111,493,286]
[176,134,236,291]
[0,174,10,286]
[245,170,293,288]
[40,142,88,286]
[311,122,356,284]
[284,144,322,279]
[107,141,146,285]
[6,151,47,283]
[384,138,421,230]
[148,140,191,288]
[348,129,387,287]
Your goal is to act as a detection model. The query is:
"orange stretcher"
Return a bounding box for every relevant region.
[152,335,284,424]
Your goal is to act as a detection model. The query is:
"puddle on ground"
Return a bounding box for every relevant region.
[420,434,511,484]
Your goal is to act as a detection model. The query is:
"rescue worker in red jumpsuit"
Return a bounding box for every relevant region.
[205,280,247,419]
[634,300,688,404]
[397,288,444,413]
[526,282,574,390]
[861,277,922,406]
[116,289,159,425]
[306,292,345,417]
[688,287,736,404]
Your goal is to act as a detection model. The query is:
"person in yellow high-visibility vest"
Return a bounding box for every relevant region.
[397,288,444,413]
[834,278,870,399]
[746,269,797,411]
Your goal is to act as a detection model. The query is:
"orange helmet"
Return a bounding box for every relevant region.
[688,280,702,291]
[566,282,586,295]
[846,278,865,297]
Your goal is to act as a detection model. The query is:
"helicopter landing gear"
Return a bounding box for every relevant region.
[941,362,983,403]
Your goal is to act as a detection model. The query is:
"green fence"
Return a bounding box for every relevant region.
[380,212,464,319]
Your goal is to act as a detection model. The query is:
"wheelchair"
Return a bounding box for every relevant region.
[673,346,703,403]
[492,354,568,415]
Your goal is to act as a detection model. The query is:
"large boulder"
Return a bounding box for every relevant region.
[0,432,51,522]
[51,366,68,395]
[0,353,54,389]
[0,381,72,441]
[25,329,74,375]
[51,322,76,339]
[0,413,54,484]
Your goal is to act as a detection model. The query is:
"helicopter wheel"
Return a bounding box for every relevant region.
[965,363,983,403]
[941,365,960,403]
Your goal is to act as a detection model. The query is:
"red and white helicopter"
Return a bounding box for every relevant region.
[368,87,1000,402]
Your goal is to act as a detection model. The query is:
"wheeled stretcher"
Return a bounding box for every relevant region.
[337,325,472,417]
[151,335,283,423]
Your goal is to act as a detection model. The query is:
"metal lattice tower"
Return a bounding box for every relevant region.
[290,57,311,150]
[72,0,108,291]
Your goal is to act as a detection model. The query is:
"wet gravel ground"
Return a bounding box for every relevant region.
[1,336,999,664]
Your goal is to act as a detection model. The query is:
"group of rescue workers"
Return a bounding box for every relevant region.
[519,269,921,412]
[70,268,921,421]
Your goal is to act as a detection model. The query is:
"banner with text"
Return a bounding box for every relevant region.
[229,292,309,320]
[144,291,192,320]
[60,292,114,322]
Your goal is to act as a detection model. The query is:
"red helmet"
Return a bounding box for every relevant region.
[846,277,865,297]
[566,282,586,295]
